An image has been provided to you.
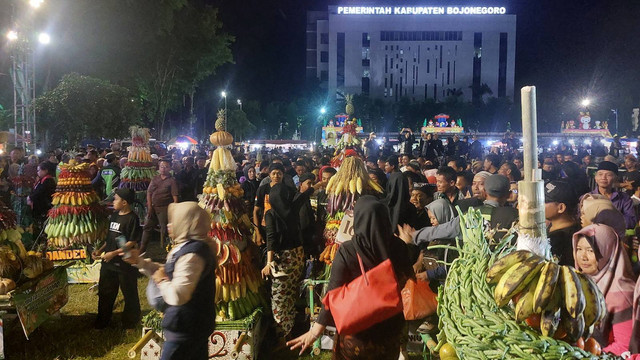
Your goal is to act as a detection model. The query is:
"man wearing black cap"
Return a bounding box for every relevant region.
[544,181,580,266]
[92,188,141,329]
[590,160,636,229]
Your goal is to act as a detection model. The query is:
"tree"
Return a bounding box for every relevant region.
[136,4,234,138]
[227,109,256,141]
[34,73,140,148]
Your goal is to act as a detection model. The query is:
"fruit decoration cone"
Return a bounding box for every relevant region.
[320,156,383,269]
[330,94,363,167]
[200,111,267,321]
[44,161,109,249]
[120,126,157,191]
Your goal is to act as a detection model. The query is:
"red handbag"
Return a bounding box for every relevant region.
[322,253,403,335]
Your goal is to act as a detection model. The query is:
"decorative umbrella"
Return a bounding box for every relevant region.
[168,135,198,144]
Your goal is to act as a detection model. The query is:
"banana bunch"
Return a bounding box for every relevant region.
[208,147,236,172]
[51,192,101,206]
[434,209,619,359]
[126,146,152,163]
[0,227,26,259]
[324,157,383,217]
[487,250,606,342]
[60,162,90,173]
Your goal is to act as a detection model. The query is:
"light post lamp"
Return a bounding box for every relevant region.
[581,98,591,111]
[611,109,618,135]
[221,91,227,130]
[237,99,242,111]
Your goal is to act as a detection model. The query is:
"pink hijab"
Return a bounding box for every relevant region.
[573,224,637,354]
[573,224,635,314]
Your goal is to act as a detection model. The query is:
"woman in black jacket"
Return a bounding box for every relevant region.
[288,196,416,359]
[28,161,56,230]
[240,164,259,214]
[261,182,313,339]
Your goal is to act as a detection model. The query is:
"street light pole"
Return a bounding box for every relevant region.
[611,109,618,135]
[221,91,227,130]
[237,99,242,111]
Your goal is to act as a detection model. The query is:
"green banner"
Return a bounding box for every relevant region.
[13,267,69,338]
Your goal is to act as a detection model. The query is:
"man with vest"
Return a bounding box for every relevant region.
[398,174,518,246]
[100,152,121,200]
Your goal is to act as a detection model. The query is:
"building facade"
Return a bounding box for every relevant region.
[306,6,516,102]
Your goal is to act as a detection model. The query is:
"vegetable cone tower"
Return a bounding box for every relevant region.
[199,110,267,321]
[320,156,383,265]
[45,162,109,248]
[120,126,157,191]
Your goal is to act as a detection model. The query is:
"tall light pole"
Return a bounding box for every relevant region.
[221,91,227,130]
[237,99,242,111]
[611,109,618,135]
[6,0,49,153]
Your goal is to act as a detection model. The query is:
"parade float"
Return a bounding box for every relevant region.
[119,126,157,220]
[421,114,464,134]
[131,110,267,360]
[561,112,612,138]
[321,95,364,147]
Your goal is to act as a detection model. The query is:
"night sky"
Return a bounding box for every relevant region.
[207,0,640,124]
[2,0,640,130]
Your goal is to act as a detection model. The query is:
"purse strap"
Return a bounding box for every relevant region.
[356,253,369,286]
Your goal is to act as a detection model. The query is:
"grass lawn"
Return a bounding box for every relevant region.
[3,278,337,360]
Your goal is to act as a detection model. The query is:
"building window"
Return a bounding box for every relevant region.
[362,59,370,67]
[385,77,388,88]
[472,32,482,102]
[385,55,388,73]
[498,32,508,97]
[434,84,437,100]
[447,61,450,85]
[427,59,430,73]
[453,61,456,84]
[362,33,370,47]
[320,51,328,63]
[362,77,370,95]
[379,30,463,42]
[337,33,345,89]
[320,70,328,81]
[320,33,329,44]
[440,46,443,68]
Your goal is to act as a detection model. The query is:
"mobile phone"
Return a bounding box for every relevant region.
[116,235,130,260]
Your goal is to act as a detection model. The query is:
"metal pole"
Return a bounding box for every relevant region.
[224,96,227,131]
[12,56,18,149]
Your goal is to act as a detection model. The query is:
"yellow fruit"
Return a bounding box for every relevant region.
[439,343,458,359]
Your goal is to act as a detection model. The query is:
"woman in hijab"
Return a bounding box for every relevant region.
[241,164,259,214]
[124,202,216,360]
[415,199,457,290]
[385,171,417,231]
[287,196,417,359]
[573,224,638,356]
[579,194,626,240]
[261,182,313,339]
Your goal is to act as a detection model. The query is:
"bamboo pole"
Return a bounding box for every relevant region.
[517,86,548,257]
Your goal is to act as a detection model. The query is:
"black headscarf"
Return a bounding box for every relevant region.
[383,172,416,231]
[268,183,293,226]
[351,196,394,269]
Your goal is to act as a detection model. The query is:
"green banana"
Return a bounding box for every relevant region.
[486,250,536,284]
[575,271,601,328]
[533,261,560,313]
[560,266,586,319]
[561,311,585,343]
[515,274,539,322]
[494,255,545,307]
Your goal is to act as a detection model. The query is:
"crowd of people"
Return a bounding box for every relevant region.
[4,129,640,359]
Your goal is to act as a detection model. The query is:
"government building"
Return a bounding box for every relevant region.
[306,5,516,102]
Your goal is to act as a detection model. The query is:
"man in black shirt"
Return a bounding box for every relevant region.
[92,188,141,329]
[544,180,580,266]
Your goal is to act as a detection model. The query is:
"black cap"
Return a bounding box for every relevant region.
[597,161,618,175]
[105,152,116,161]
[544,181,578,208]
[484,174,510,198]
[114,188,136,204]
[299,172,316,184]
